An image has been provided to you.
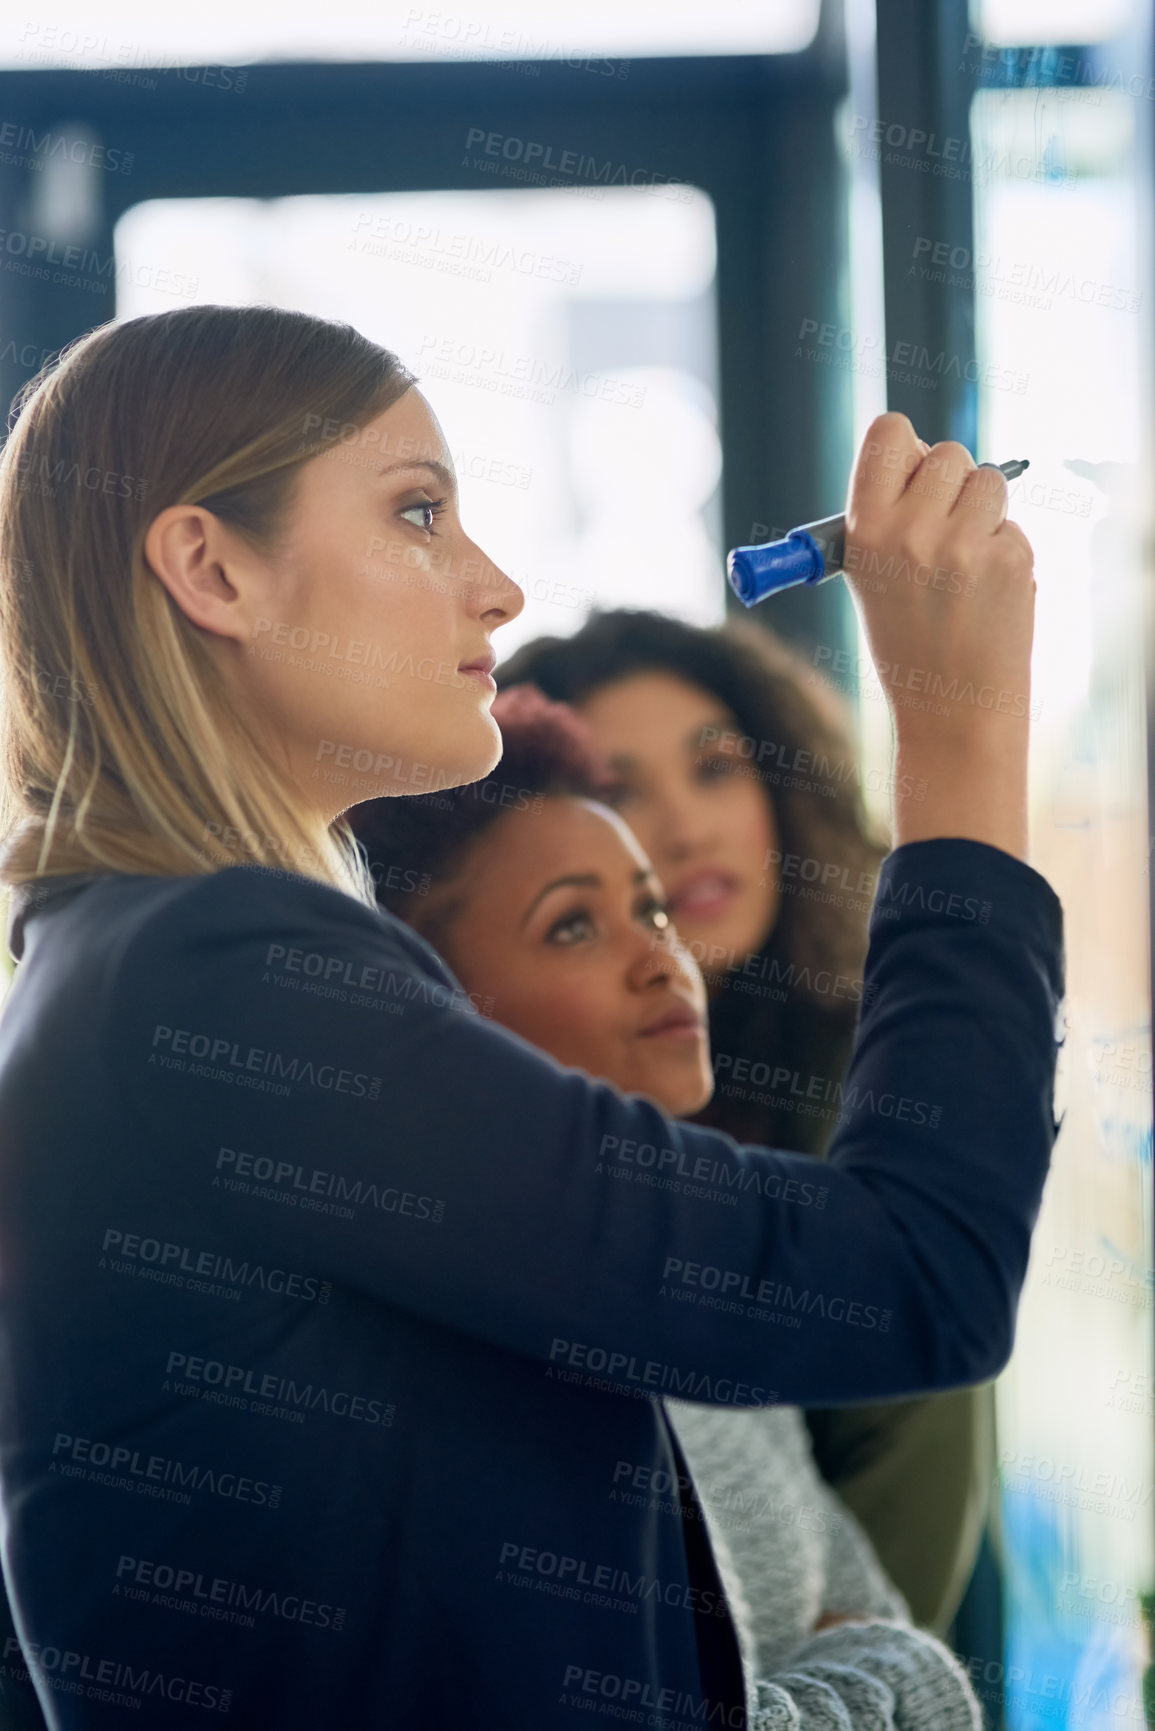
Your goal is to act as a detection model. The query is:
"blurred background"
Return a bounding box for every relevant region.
[0,1,1152,1724]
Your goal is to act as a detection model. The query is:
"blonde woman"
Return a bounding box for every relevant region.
[0,306,1061,1730]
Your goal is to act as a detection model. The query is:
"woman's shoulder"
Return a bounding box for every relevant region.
[9,864,451,985]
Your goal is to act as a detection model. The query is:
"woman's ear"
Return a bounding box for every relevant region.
[143,504,252,643]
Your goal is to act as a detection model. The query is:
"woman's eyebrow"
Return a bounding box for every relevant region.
[519,867,652,930]
[373,458,457,493]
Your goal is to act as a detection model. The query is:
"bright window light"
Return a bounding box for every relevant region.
[977,0,1131,47]
[3,1,820,71]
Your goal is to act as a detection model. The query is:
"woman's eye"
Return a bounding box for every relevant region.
[605,781,637,808]
[545,909,596,945]
[697,755,735,781]
[399,498,447,531]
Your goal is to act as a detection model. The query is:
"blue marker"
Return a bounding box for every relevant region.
[727,458,1030,606]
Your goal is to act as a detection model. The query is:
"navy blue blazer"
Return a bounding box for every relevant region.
[0,838,1063,1728]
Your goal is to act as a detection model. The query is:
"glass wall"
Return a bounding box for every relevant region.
[833,5,1155,1721]
[971,65,1155,1728]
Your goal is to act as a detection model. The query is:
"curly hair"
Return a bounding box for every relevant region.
[496,610,891,1153]
[347,682,618,958]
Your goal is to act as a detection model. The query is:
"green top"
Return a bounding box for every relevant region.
[803,1382,995,1632]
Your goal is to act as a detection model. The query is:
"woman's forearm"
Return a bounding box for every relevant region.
[894,727,1029,861]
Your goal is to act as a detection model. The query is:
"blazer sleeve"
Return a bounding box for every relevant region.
[100,836,1064,1407]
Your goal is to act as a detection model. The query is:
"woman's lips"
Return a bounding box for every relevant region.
[637,1007,705,1041]
[458,648,497,689]
[667,871,740,920]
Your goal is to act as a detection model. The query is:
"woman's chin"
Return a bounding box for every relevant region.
[425,711,504,791]
[636,1068,715,1119]
[425,741,503,793]
[623,1039,715,1119]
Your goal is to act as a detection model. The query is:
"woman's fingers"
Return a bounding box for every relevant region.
[840,415,1037,763]
[950,462,1010,536]
[961,517,1036,600]
[902,440,976,518]
[846,412,924,530]
[846,422,985,541]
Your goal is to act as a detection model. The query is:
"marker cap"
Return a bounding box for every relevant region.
[727,531,825,607]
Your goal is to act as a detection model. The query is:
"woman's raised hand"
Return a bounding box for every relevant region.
[841,412,1036,861]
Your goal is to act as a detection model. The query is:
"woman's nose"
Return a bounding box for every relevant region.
[626,922,680,991]
[457,539,524,625]
[646,786,715,864]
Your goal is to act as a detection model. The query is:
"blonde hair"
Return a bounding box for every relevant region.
[0,304,417,904]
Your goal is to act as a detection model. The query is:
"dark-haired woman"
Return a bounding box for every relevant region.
[0,301,1060,1731]
[350,681,982,1729]
[497,611,996,1635]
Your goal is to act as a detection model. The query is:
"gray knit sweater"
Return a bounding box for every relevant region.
[668,1402,981,1730]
